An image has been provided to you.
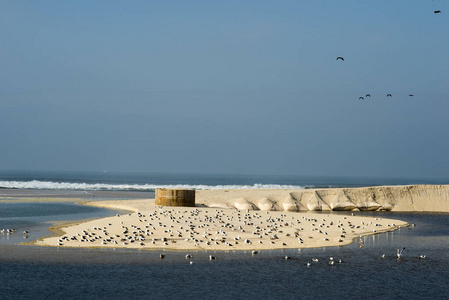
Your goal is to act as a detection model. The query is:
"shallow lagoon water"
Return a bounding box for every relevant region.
[1,203,448,300]
[0,202,122,246]
[0,189,151,245]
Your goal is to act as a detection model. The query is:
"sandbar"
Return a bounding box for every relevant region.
[37,197,408,251]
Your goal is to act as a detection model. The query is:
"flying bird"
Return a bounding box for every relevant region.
[366,94,371,97]
[434,10,441,14]
[409,94,414,97]
[336,57,344,61]
[387,94,392,97]
[359,97,364,100]
[397,247,405,259]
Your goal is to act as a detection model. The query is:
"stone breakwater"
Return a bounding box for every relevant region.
[196,185,449,212]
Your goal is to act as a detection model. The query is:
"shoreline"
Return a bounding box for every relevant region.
[36,198,409,251]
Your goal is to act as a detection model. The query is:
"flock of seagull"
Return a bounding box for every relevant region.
[336,8,442,101]
[47,207,401,250]
[29,206,427,265]
[156,244,426,266]
[356,94,414,100]
[154,245,427,266]
[336,55,417,101]
[0,228,29,238]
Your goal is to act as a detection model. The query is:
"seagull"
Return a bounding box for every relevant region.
[387,94,392,97]
[365,94,371,97]
[409,94,414,97]
[397,247,405,259]
[418,255,426,259]
[434,10,441,14]
[358,238,364,248]
[336,57,344,61]
[359,97,364,100]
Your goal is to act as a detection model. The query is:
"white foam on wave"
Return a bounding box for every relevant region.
[0,180,305,191]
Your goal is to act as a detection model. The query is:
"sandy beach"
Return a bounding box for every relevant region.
[35,187,414,251]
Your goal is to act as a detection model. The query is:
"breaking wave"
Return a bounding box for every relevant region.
[0,180,306,191]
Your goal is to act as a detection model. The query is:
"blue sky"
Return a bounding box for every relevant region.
[1,0,448,178]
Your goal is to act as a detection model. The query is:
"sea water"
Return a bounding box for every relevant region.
[2,170,448,191]
[0,171,448,299]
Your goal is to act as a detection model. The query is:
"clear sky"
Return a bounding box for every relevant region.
[1,0,448,179]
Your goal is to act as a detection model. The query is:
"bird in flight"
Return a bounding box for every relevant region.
[434,10,441,14]
[336,57,344,61]
[387,94,392,97]
[365,94,371,97]
[359,97,364,100]
[409,94,414,97]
